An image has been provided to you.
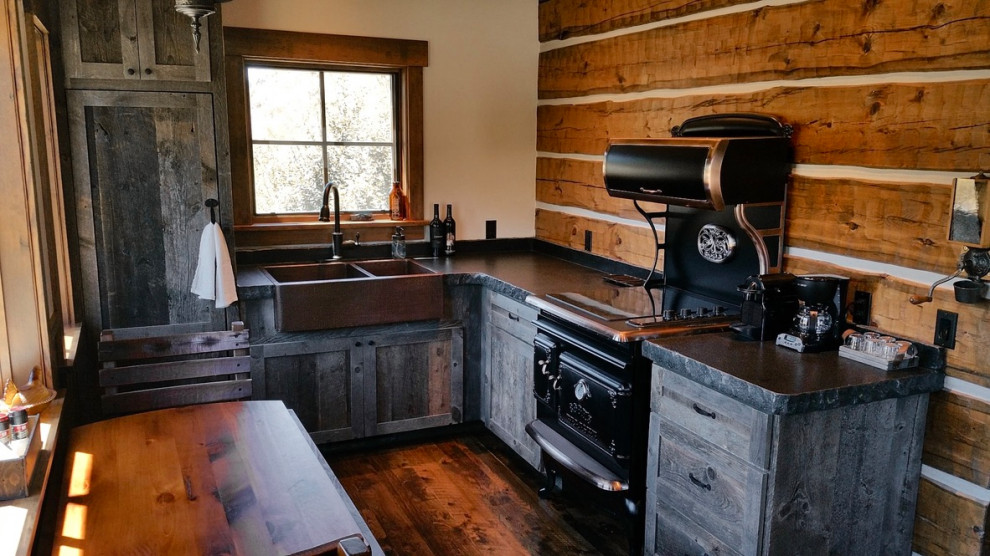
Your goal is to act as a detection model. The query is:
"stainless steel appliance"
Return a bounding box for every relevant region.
[525,114,793,554]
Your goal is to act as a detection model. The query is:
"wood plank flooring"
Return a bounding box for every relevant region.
[324,432,629,555]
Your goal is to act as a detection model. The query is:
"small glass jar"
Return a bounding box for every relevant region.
[391,226,406,259]
[845,333,864,351]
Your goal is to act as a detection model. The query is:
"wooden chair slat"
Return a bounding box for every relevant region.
[101,380,253,415]
[99,355,251,387]
[99,330,249,362]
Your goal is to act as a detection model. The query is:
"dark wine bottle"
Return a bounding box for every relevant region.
[429,204,443,258]
[443,204,456,255]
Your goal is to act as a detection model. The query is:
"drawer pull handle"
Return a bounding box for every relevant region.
[692,403,717,419]
[508,313,520,321]
[689,472,712,491]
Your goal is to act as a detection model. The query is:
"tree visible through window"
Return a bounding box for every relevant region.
[247,65,397,215]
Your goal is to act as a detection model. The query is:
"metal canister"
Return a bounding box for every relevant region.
[0,413,9,445]
[10,409,28,440]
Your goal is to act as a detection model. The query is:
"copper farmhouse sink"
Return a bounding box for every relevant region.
[262,260,443,332]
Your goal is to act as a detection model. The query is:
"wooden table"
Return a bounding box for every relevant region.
[52,401,375,555]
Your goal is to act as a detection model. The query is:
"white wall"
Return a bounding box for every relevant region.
[222,0,539,240]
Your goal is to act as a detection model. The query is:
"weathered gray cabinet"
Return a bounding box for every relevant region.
[67,90,225,333]
[60,0,212,84]
[645,365,928,555]
[482,292,541,470]
[61,0,233,340]
[253,323,464,444]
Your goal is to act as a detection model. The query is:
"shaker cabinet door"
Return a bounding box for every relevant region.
[68,89,226,333]
[255,338,362,444]
[61,0,211,83]
[483,292,540,470]
[366,327,464,437]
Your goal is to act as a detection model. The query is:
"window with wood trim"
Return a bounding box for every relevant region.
[247,65,399,215]
[225,28,427,245]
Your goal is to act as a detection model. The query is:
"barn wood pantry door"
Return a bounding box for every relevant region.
[68,90,225,333]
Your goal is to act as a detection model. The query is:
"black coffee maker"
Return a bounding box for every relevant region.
[775,274,849,352]
[731,273,799,341]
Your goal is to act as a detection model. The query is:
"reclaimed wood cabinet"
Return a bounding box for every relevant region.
[60,0,211,84]
[61,0,234,341]
[67,90,226,333]
[482,291,541,470]
[645,365,928,555]
[253,323,464,444]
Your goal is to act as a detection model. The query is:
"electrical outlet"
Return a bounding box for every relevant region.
[584,230,593,251]
[934,309,958,349]
[485,220,497,239]
[852,291,872,325]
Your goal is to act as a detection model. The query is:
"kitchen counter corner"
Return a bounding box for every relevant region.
[643,332,944,415]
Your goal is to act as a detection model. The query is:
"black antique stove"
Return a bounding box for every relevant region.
[525,114,793,553]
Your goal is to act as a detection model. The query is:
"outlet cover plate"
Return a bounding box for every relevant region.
[852,291,872,325]
[934,309,958,349]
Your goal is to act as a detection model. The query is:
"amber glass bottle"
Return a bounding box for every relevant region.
[388,182,407,220]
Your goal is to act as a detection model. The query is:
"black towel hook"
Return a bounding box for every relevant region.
[205,198,219,224]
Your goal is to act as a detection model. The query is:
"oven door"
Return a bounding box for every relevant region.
[557,351,633,464]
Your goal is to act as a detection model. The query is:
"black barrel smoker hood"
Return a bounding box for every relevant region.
[603,114,794,210]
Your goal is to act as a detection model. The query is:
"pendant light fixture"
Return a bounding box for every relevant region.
[174,0,232,52]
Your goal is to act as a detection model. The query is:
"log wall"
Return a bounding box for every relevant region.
[536,0,990,553]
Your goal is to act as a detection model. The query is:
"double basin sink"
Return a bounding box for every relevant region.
[262,259,443,332]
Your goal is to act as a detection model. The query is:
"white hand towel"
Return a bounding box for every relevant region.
[190,223,216,300]
[190,222,239,308]
[213,224,238,309]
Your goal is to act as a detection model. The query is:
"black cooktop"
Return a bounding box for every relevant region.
[536,285,741,342]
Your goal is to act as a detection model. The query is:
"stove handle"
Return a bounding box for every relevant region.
[538,359,551,376]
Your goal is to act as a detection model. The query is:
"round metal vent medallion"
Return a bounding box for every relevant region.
[697,224,737,264]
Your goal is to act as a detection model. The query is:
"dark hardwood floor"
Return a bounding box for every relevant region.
[324,431,629,555]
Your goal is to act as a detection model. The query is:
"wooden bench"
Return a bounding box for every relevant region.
[98,322,251,415]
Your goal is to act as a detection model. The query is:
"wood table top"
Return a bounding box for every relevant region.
[52,401,368,555]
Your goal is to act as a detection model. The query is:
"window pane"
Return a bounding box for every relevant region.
[324,72,393,143]
[252,144,324,214]
[327,145,393,212]
[248,67,322,141]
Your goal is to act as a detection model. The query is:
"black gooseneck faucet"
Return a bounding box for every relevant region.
[319,181,344,259]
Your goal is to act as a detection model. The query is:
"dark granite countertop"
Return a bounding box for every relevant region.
[236,247,616,306]
[643,332,944,415]
[236,243,944,415]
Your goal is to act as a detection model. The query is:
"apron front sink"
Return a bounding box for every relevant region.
[262,260,443,331]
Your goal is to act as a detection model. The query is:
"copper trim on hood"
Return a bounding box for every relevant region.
[602,136,790,210]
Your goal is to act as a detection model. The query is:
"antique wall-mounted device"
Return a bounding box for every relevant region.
[174,0,233,51]
[911,172,990,304]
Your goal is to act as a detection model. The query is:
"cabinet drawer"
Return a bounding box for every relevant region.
[655,419,766,555]
[652,503,743,556]
[488,293,537,342]
[655,367,770,467]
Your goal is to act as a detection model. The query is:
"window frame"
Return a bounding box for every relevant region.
[224,28,427,237]
[245,62,403,220]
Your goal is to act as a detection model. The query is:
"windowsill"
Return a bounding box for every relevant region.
[234,219,428,232]
[234,219,428,248]
[0,393,66,556]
